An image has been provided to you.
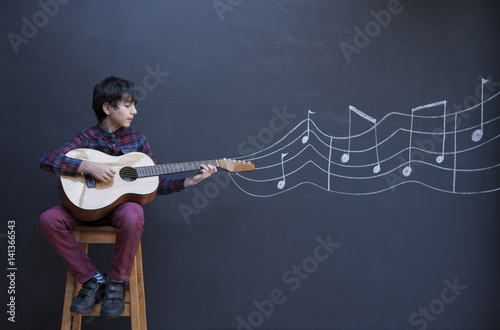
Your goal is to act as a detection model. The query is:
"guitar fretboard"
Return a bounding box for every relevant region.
[136,160,219,177]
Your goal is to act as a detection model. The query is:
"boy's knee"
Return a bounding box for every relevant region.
[116,203,145,230]
[126,203,144,219]
[39,209,56,232]
[39,211,50,232]
[39,206,70,234]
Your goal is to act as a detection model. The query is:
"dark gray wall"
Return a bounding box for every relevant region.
[1,1,500,329]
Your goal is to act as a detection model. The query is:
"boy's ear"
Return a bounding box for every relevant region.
[102,102,111,116]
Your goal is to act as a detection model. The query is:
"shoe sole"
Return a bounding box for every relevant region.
[100,306,125,319]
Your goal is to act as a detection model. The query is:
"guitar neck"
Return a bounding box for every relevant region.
[136,159,219,177]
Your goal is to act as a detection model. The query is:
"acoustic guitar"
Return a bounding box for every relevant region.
[59,148,255,221]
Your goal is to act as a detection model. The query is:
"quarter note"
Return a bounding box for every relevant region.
[327,137,333,190]
[436,102,447,164]
[301,110,316,144]
[277,152,288,190]
[471,78,488,142]
[453,112,458,193]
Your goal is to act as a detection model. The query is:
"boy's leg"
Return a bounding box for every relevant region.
[100,202,144,318]
[107,202,145,282]
[39,204,98,284]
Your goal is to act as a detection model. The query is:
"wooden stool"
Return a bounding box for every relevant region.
[61,226,147,330]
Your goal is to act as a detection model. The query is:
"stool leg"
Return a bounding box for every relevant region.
[70,242,87,329]
[61,235,87,330]
[61,270,75,330]
[129,248,140,330]
[136,243,147,329]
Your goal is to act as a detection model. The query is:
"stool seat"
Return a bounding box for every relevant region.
[61,225,147,329]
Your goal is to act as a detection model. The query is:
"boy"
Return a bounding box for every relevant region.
[39,76,216,318]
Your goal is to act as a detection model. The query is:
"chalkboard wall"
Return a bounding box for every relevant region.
[2,1,500,329]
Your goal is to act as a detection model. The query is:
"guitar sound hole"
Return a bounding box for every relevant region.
[120,166,138,182]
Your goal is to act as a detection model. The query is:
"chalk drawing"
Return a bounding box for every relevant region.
[341,105,381,174]
[277,152,288,190]
[301,110,316,144]
[228,77,500,197]
[403,101,448,177]
[472,78,488,142]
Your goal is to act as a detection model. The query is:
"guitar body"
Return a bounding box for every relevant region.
[59,149,159,221]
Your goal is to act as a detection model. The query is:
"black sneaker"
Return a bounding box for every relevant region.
[100,280,126,318]
[70,278,106,314]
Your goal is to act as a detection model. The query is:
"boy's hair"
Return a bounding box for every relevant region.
[92,76,140,122]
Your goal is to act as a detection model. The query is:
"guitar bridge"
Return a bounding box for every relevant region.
[84,173,97,188]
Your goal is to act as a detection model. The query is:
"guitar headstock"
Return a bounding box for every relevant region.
[218,158,255,173]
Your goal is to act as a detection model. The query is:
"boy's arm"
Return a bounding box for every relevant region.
[156,164,216,195]
[136,136,217,195]
[39,136,85,175]
[184,164,217,187]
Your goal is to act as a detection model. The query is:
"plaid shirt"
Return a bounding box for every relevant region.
[39,123,185,195]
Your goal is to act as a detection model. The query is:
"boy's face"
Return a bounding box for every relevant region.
[103,98,137,130]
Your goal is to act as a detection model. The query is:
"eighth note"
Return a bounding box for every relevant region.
[277,152,288,190]
[341,105,381,174]
[301,110,316,144]
[403,100,447,177]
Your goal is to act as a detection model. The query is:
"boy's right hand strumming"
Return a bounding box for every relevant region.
[78,160,117,182]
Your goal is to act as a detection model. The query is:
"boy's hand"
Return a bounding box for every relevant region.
[184,164,217,187]
[77,160,117,182]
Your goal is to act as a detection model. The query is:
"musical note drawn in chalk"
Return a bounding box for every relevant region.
[432,101,448,164]
[402,101,447,177]
[277,152,288,190]
[301,110,316,144]
[327,137,333,191]
[341,106,381,174]
[472,78,489,142]
[453,112,458,193]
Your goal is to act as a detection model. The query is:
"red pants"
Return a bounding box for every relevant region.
[39,203,144,283]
